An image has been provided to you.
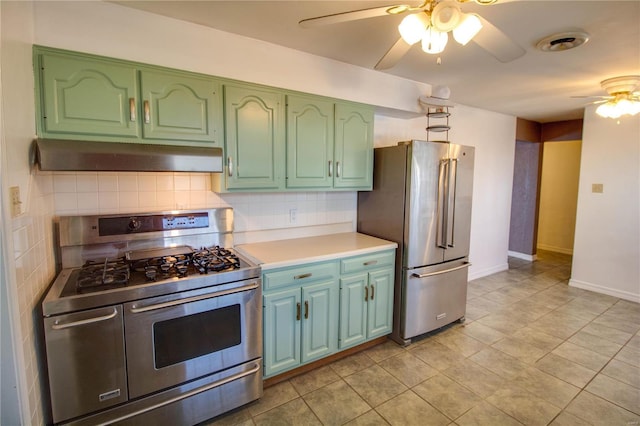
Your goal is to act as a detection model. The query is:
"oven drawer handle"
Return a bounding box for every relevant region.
[129,282,259,314]
[97,362,261,426]
[51,307,118,330]
[410,262,471,279]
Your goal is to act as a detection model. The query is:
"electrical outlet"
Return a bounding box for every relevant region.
[289,208,297,224]
[592,183,604,193]
[10,186,22,217]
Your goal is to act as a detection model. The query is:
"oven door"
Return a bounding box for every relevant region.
[124,278,262,399]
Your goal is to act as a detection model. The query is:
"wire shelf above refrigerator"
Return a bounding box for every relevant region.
[425,106,451,142]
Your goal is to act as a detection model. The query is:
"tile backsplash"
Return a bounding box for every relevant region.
[49,171,358,242]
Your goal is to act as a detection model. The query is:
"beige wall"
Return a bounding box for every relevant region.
[570,107,640,302]
[537,140,582,254]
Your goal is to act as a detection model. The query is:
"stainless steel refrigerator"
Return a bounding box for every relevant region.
[357,140,474,345]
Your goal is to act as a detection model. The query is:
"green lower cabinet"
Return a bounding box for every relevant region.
[366,268,394,338]
[263,280,338,378]
[339,267,394,350]
[263,288,301,376]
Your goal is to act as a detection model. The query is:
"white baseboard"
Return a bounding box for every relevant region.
[508,251,537,262]
[469,263,509,281]
[536,244,573,255]
[569,278,640,303]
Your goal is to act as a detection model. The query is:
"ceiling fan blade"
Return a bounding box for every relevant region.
[299,5,403,28]
[472,15,525,62]
[375,37,412,70]
[571,95,612,99]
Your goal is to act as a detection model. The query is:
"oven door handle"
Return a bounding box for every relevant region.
[97,362,261,426]
[50,307,118,330]
[129,281,259,314]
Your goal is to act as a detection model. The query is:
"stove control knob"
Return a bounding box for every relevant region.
[128,217,141,231]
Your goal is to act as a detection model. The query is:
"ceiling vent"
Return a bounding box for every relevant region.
[536,31,590,52]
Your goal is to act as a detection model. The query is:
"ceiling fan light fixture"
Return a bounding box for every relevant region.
[595,95,640,119]
[421,26,449,54]
[453,13,482,45]
[399,13,430,45]
[595,75,640,119]
[431,1,462,32]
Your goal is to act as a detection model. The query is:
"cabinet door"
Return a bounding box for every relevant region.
[367,268,394,339]
[140,70,221,145]
[38,53,140,139]
[263,288,301,377]
[339,274,368,349]
[286,95,334,189]
[334,103,374,189]
[301,280,339,363]
[224,85,285,190]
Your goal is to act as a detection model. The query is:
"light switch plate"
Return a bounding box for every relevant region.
[592,183,604,193]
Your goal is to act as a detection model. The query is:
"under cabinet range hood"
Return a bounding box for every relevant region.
[34,139,223,172]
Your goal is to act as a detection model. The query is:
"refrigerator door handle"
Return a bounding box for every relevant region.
[437,159,449,249]
[447,159,458,248]
[410,262,471,279]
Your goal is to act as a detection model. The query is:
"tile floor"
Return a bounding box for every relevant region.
[204,251,640,425]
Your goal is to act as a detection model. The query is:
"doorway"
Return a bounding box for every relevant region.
[537,140,582,255]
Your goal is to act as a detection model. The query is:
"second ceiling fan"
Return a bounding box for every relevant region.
[299,0,525,70]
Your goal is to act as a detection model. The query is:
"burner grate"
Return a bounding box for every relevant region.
[77,258,129,290]
[76,246,242,290]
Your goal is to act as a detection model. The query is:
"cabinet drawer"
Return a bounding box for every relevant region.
[340,250,395,275]
[263,262,337,291]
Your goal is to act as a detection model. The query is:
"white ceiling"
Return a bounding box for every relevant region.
[113,0,640,123]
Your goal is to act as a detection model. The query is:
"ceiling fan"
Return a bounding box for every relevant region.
[299,0,525,70]
[577,76,640,119]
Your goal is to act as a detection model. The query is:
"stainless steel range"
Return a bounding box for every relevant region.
[41,208,262,426]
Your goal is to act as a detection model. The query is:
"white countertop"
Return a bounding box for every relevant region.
[236,232,397,270]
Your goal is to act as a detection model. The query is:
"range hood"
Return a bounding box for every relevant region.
[35,139,223,173]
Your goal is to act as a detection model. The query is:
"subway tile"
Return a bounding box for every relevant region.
[53,174,77,192]
[137,173,157,191]
[75,172,98,192]
[98,173,119,191]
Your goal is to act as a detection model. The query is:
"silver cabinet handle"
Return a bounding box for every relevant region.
[294,273,312,280]
[129,98,136,122]
[336,161,341,178]
[143,100,150,124]
[51,307,118,330]
[130,282,259,313]
[228,156,233,177]
[411,262,471,279]
[328,160,333,177]
[363,260,378,266]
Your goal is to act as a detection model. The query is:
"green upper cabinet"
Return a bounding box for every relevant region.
[286,95,334,189]
[37,51,140,139]
[34,46,221,147]
[334,103,374,190]
[139,69,220,143]
[223,84,285,190]
[286,97,374,191]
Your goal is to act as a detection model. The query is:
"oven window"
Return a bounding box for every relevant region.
[153,304,241,368]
